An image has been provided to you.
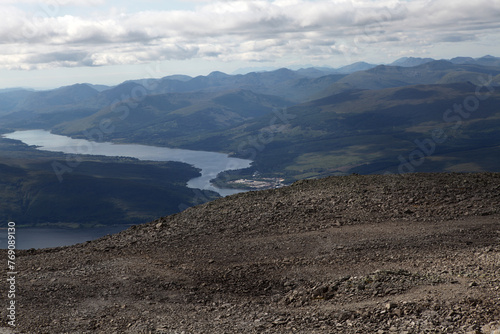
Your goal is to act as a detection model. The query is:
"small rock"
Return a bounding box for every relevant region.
[312,286,329,299]
[385,302,397,310]
[272,318,288,325]
[482,322,500,334]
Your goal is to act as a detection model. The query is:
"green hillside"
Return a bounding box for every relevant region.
[52,89,293,148]
[208,83,500,182]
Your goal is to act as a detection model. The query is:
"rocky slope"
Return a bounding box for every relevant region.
[1,172,500,333]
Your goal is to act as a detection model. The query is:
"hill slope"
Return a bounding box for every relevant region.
[204,82,500,182]
[52,89,294,148]
[3,173,500,333]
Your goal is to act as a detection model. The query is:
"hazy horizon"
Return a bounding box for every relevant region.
[2,54,499,91]
[1,0,499,89]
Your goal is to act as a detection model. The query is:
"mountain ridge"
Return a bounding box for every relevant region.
[3,63,498,184]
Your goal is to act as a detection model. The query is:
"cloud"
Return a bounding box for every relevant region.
[25,50,90,64]
[1,0,499,70]
[436,33,477,43]
[0,0,105,5]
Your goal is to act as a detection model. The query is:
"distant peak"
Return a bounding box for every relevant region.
[208,71,229,78]
[161,75,192,82]
[54,83,98,92]
[274,68,294,73]
[336,62,377,74]
[450,56,474,64]
[417,59,454,69]
[390,57,435,67]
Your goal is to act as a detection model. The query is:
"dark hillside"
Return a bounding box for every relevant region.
[0,139,215,228]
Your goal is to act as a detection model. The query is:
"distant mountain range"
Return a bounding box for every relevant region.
[232,55,500,77]
[1,55,500,184]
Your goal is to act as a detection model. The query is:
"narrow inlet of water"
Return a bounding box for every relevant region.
[3,129,252,196]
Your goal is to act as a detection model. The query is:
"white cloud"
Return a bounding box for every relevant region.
[0,0,499,70]
[0,0,105,5]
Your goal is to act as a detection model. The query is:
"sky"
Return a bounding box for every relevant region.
[0,0,499,89]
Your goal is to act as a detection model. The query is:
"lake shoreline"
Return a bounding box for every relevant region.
[3,129,253,197]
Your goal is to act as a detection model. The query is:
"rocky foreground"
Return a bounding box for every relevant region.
[1,172,500,333]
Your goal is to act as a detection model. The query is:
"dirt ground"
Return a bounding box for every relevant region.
[1,173,500,333]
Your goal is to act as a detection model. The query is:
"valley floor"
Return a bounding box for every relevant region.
[1,173,499,333]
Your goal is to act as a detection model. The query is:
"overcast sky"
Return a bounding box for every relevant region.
[1,0,499,89]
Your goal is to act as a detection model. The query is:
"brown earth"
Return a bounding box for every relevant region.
[1,172,500,333]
